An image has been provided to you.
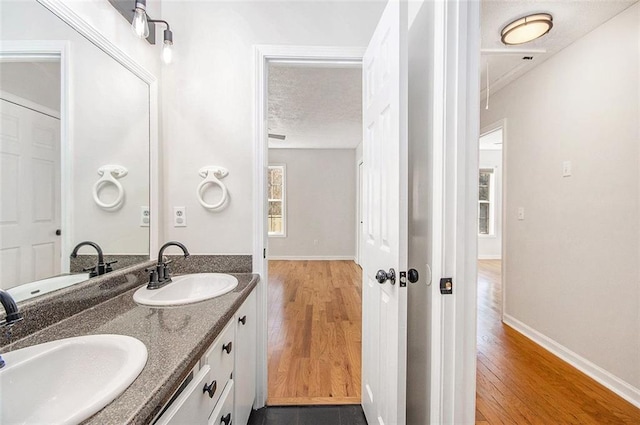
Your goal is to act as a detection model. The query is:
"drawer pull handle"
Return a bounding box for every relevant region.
[203,380,217,398]
[222,341,233,354]
[239,315,247,325]
[220,413,231,425]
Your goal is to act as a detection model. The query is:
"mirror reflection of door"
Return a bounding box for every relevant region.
[0,60,61,288]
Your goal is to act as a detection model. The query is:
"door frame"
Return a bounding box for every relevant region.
[479,119,507,322]
[356,159,364,266]
[0,41,71,273]
[252,45,365,408]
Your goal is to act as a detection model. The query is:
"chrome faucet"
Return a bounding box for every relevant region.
[0,289,23,327]
[147,241,190,289]
[70,241,117,278]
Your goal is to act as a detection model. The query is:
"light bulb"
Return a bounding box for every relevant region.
[162,41,173,64]
[131,2,149,39]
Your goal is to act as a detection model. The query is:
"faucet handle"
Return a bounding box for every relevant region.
[82,266,99,278]
[105,260,118,273]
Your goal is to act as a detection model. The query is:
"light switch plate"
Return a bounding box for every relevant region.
[563,161,572,177]
[174,206,187,227]
[140,206,150,227]
[517,207,525,221]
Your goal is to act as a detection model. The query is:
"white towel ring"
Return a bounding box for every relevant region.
[93,165,128,210]
[197,166,229,211]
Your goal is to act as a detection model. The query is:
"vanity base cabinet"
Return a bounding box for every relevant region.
[234,289,257,425]
[154,287,257,425]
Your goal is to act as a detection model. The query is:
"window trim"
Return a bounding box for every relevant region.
[478,167,496,237]
[267,164,286,237]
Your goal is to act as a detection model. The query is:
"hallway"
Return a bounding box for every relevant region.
[476,260,640,424]
[267,260,362,405]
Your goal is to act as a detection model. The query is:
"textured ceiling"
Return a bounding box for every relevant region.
[267,1,637,150]
[481,0,637,99]
[268,64,362,149]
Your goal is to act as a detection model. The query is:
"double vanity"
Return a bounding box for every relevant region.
[0,253,258,425]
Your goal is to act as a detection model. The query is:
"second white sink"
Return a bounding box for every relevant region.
[133,273,238,306]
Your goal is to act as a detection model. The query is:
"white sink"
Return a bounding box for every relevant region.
[0,334,147,425]
[133,273,238,306]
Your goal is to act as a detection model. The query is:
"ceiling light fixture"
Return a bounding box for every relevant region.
[501,13,553,45]
[130,0,174,64]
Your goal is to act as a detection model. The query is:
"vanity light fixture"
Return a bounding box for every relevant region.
[501,13,553,45]
[131,0,149,38]
[130,0,174,64]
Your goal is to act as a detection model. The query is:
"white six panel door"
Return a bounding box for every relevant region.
[361,1,408,424]
[0,98,61,289]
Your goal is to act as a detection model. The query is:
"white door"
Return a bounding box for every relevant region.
[361,1,408,424]
[0,98,61,288]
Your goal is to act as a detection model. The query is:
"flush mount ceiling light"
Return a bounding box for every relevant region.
[131,0,173,64]
[501,13,553,45]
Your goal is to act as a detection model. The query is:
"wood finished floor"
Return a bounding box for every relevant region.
[267,260,362,405]
[476,259,640,424]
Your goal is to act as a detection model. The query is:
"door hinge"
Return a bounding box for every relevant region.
[440,277,453,294]
[263,248,266,259]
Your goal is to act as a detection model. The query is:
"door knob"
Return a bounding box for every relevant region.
[376,268,396,285]
[408,269,419,283]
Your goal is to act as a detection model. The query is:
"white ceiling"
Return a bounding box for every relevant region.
[481,0,637,99]
[267,64,362,149]
[267,1,637,150]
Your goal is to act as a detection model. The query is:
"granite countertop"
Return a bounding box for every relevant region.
[3,273,259,425]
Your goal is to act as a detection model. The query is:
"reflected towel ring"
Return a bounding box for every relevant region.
[93,165,128,210]
[197,166,229,211]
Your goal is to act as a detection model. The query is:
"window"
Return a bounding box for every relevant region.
[478,168,494,235]
[268,165,286,236]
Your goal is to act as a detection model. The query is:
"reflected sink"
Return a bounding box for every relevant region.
[133,273,238,306]
[8,273,91,302]
[0,334,147,425]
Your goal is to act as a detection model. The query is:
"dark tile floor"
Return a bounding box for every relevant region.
[247,405,368,425]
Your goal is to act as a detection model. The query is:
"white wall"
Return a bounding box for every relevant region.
[268,149,356,259]
[160,1,385,254]
[481,2,640,397]
[478,148,502,259]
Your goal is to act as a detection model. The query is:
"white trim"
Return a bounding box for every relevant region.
[268,256,356,261]
[480,119,507,322]
[253,44,366,409]
[503,314,640,409]
[0,90,61,119]
[33,0,160,256]
[477,255,501,260]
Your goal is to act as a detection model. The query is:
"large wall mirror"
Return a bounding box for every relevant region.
[0,0,156,302]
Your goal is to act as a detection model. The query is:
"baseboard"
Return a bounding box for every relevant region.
[503,314,640,409]
[267,256,356,261]
[478,254,502,260]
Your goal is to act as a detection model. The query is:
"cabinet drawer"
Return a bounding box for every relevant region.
[201,320,235,408]
[208,380,234,425]
[155,365,212,425]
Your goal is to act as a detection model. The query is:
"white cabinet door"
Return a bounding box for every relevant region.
[234,289,257,425]
[361,1,409,424]
[208,380,234,425]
